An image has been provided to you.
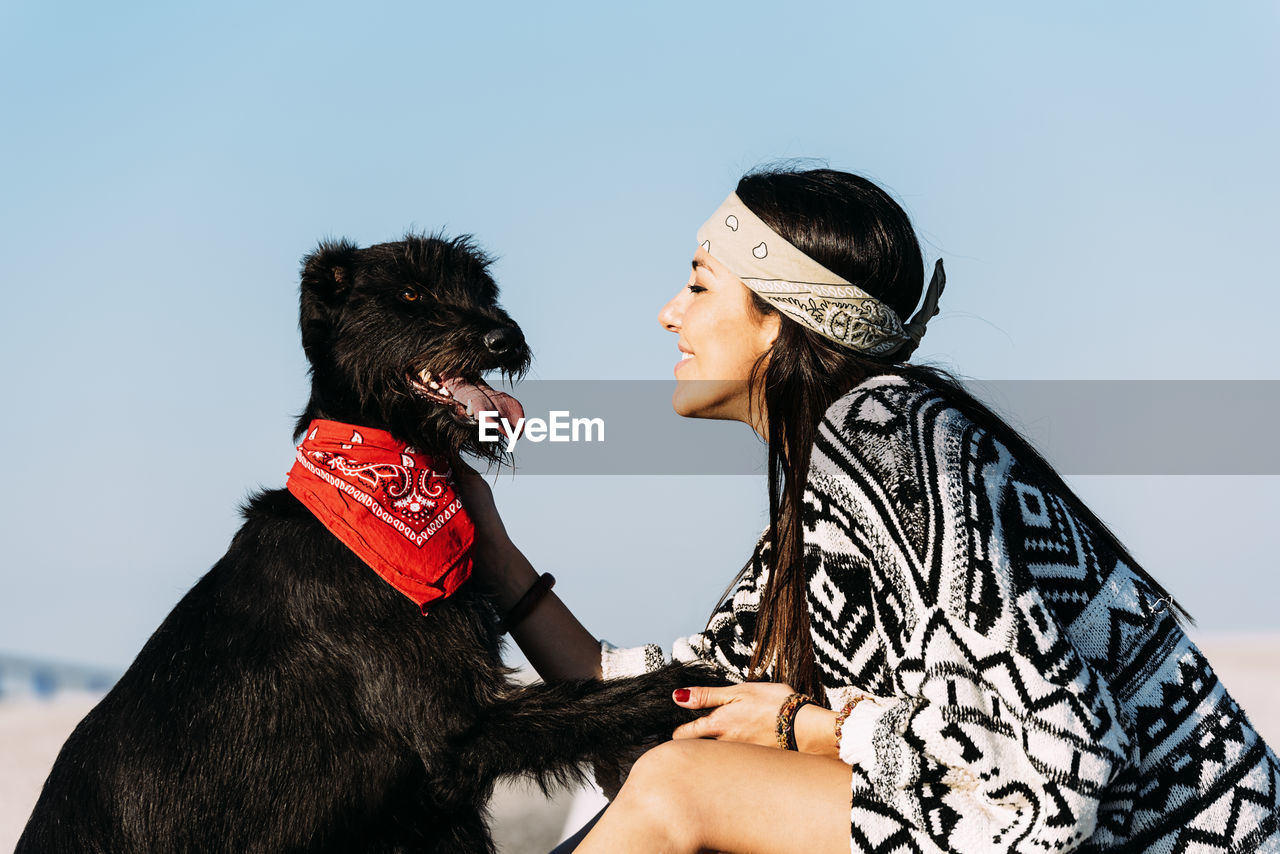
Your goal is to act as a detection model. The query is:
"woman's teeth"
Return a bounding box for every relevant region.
[681,352,694,361]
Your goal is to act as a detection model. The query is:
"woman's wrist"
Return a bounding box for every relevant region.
[475,542,540,611]
[496,573,556,635]
[793,704,839,758]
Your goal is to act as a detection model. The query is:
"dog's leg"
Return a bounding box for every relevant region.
[452,662,729,793]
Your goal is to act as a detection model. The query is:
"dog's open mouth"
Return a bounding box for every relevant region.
[409,369,524,432]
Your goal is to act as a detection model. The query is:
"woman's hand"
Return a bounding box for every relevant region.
[671,682,842,757]
[452,462,513,555]
[670,682,798,749]
[451,462,530,598]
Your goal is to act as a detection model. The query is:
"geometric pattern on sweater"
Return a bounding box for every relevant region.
[803,375,1280,853]
[630,374,1280,853]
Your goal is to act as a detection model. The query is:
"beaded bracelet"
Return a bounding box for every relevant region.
[775,692,813,751]
[834,694,872,751]
[496,572,556,635]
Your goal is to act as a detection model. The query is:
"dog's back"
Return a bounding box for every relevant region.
[20,488,511,852]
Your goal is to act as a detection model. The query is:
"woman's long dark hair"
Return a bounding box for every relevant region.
[733,168,1191,702]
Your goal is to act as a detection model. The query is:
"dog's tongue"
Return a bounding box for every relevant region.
[443,377,524,430]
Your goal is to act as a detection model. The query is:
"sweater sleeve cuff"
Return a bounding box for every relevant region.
[600,640,666,680]
[837,696,889,769]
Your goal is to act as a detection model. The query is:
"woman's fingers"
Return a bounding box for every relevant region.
[671,686,734,740]
[672,685,736,709]
[665,686,737,742]
[672,711,721,740]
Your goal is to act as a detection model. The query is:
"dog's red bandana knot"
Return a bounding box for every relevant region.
[287,419,474,614]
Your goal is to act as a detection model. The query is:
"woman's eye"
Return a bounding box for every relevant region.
[687,284,707,294]
[399,288,420,303]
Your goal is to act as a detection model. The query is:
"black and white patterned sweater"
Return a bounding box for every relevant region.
[603,374,1280,853]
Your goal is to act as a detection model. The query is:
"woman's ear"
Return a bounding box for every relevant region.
[755,309,782,355]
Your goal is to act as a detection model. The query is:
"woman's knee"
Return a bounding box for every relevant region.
[630,738,708,780]
[612,741,710,845]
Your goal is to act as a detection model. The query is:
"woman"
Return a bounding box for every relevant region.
[461,168,1280,853]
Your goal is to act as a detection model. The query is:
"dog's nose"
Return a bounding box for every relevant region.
[483,327,523,354]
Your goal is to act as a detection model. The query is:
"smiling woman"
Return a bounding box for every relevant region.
[455,167,1280,854]
[659,250,780,428]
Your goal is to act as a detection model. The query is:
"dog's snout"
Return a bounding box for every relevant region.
[483,327,523,354]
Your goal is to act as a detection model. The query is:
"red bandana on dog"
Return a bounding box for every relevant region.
[287,419,474,614]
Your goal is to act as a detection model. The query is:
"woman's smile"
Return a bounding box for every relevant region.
[658,247,779,427]
[674,344,695,376]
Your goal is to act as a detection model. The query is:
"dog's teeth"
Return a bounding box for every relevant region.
[465,401,474,417]
[428,380,441,390]
[419,369,432,384]
[440,387,451,397]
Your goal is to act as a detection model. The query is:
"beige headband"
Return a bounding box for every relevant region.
[695,192,945,359]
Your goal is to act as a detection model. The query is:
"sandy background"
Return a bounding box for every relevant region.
[3,633,1277,853]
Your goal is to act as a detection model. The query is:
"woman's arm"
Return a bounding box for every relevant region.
[456,468,764,686]
[455,469,602,681]
[794,703,839,757]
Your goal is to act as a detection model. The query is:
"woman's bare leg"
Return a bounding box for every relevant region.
[574,739,853,854]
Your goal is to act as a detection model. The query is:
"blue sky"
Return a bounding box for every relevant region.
[1,1,1277,670]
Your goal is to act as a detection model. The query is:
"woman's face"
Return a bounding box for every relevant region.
[658,246,780,430]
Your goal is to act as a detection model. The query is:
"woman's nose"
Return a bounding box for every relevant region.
[658,291,683,332]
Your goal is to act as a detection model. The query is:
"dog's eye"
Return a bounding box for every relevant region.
[399,288,420,303]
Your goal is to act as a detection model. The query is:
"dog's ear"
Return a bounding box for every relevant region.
[301,240,360,305]
[299,239,361,363]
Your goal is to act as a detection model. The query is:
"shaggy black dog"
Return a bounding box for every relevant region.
[19,235,717,853]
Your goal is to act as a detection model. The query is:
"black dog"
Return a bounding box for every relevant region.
[19,235,716,853]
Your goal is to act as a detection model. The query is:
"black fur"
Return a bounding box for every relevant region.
[19,234,721,853]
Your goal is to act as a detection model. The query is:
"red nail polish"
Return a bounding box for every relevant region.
[674,688,691,703]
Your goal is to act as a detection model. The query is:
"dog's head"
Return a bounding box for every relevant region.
[296,233,531,461]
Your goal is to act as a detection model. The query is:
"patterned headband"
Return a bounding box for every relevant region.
[695,192,945,359]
